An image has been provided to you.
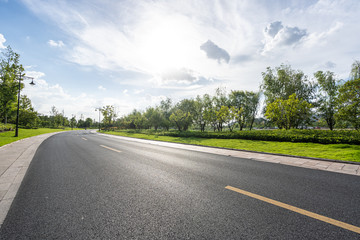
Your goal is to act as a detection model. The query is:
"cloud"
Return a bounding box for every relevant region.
[231,54,252,64]
[48,39,65,48]
[161,68,197,85]
[305,21,343,47]
[200,40,230,63]
[324,61,336,69]
[98,85,106,91]
[0,33,6,49]
[263,21,307,53]
[264,21,283,38]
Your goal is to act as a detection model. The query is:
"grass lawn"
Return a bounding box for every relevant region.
[101,131,360,162]
[0,128,81,147]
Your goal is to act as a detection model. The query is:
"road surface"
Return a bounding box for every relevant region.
[1,130,359,239]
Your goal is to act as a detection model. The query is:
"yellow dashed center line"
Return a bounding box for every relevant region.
[225,185,360,234]
[82,137,87,141]
[100,145,122,153]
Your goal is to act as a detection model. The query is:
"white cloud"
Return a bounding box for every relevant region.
[48,39,65,47]
[263,21,307,53]
[0,33,6,49]
[98,85,106,91]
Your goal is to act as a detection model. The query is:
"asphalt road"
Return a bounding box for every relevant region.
[1,130,359,239]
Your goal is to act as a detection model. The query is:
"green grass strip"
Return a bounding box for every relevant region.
[101,131,360,162]
[0,128,81,147]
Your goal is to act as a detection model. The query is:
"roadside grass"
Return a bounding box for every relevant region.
[0,128,82,147]
[101,131,360,162]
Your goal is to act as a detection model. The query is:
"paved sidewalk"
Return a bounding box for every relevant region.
[0,132,61,227]
[99,133,360,176]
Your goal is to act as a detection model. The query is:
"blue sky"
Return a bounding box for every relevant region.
[1,0,359,120]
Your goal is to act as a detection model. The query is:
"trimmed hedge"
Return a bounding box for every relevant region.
[119,129,360,145]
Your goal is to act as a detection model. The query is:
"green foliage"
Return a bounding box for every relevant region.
[101,105,116,130]
[169,109,192,131]
[261,64,314,104]
[265,94,312,129]
[18,95,38,128]
[314,71,339,130]
[158,129,360,145]
[336,78,360,130]
[0,46,25,125]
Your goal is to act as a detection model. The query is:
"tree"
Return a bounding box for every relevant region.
[193,95,207,132]
[0,46,25,125]
[265,93,312,129]
[169,109,192,131]
[245,91,260,130]
[50,106,62,128]
[101,105,116,130]
[70,115,77,130]
[229,90,246,130]
[336,78,360,130]
[261,64,314,106]
[350,60,360,80]
[18,95,38,128]
[229,90,260,130]
[84,117,93,129]
[314,71,339,130]
[203,93,217,131]
[159,97,172,130]
[145,107,162,130]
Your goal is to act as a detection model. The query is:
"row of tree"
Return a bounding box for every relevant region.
[104,61,359,131]
[262,63,360,130]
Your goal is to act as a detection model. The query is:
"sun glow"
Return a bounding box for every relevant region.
[135,16,200,74]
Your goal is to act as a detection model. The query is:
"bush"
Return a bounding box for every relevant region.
[116,129,360,145]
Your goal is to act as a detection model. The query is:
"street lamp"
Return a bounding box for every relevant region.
[95,107,101,131]
[15,73,35,137]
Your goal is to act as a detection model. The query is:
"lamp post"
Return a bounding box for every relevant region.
[15,74,35,137]
[95,107,101,131]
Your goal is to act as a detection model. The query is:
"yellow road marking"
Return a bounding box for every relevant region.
[82,137,87,141]
[100,145,122,153]
[225,185,360,234]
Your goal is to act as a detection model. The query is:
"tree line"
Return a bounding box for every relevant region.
[105,61,359,131]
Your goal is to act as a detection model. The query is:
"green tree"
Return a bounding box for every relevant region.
[0,46,25,125]
[84,117,93,129]
[49,106,62,128]
[70,115,77,130]
[215,105,230,132]
[245,91,260,130]
[261,64,314,106]
[203,93,217,131]
[145,107,162,130]
[101,105,116,130]
[18,95,38,128]
[159,97,172,130]
[265,93,312,129]
[169,109,192,131]
[314,71,339,130]
[193,95,207,132]
[336,78,360,130]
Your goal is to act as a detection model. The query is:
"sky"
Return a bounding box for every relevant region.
[0,0,359,120]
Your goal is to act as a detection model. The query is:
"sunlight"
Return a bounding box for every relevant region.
[136,16,198,74]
